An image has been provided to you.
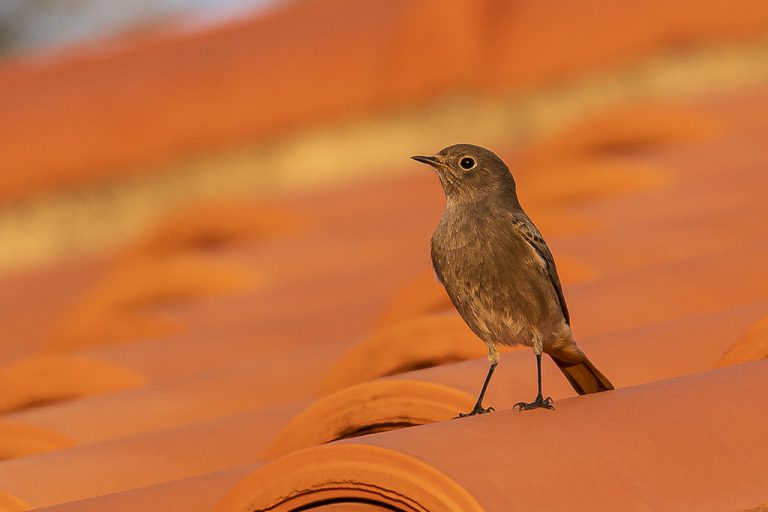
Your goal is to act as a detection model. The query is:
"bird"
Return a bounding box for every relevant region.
[412,144,614,416]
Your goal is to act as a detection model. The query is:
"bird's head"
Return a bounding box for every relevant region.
[411,144,518,203]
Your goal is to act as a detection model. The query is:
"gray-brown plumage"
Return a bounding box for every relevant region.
[412,144,613,415]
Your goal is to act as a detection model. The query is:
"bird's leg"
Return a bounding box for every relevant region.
[456,362,497,418]
[456,345,499,418]
[514,352,555,411]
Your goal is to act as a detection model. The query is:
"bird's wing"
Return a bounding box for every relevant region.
[510,216,571,326]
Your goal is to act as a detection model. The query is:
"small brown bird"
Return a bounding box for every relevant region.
[412,144,613,416]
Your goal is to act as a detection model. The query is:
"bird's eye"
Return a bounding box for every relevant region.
[459,157,476,170]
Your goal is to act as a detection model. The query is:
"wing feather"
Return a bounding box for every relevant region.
[510,216,571,326]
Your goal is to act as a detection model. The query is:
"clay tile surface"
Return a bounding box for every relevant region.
[2,1,768,511]
[0,404,298,509]
[216,362,768,512]
[29,467,256,512]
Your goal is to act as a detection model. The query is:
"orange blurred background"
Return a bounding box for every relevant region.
[1,0,767,273]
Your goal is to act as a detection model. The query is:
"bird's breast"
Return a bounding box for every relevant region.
[430,209,561,344]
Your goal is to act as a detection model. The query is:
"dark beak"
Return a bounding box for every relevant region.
[411,155,441,168]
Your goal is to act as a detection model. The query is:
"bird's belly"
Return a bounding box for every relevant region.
[451,289,543,347]
[438,252,562,347]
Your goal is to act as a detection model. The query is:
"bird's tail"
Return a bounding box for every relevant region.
[551,353,614,395]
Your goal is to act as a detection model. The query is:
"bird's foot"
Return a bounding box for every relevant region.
[455,404,495,419]
[513,395,555,411]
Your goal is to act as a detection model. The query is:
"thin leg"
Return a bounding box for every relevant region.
[514,353,555,411]
[536,352,544,398]
[455,362,497,418]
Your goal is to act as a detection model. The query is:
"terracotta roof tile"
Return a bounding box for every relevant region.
[216,361,768,512]
[24,467,255,512]
[718,311,768,367]
[0,257,113,363]
[0,405,295,509]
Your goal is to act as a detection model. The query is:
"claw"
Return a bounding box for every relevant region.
[454,404,496,419]
[514,395,555,411]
